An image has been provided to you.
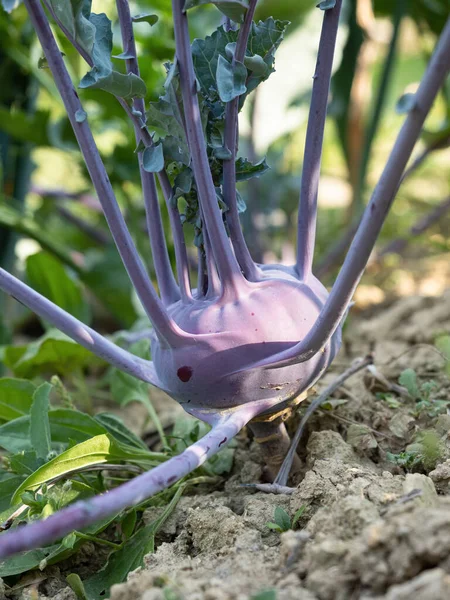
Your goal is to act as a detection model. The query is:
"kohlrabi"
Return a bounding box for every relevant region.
[0,0,449,558]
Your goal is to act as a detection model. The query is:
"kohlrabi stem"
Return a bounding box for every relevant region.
[43,0,192,303]
[0,406,257,558]
[115,0,180,305]
[0,268,165,388]
[296,0,343,280]
[222,0,260,282]
[171,0,246,296]
[242,18,450,372]
[25,0,182,346]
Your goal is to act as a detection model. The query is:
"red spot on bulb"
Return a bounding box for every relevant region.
[177,365,193,382]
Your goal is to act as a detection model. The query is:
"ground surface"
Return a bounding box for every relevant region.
[4,290,450,600]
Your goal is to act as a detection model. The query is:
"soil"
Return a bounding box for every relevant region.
[3,290,450,600]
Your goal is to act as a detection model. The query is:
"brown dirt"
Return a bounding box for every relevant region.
[4,290,450,600]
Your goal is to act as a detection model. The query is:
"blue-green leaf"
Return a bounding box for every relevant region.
[2,0,21,13]
[0,378,36,422]
[142,143,164,173]
[132,13,159,26]
[216,55,247,103]
[184,0,249,22]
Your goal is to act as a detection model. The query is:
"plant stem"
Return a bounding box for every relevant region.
[239,19,450,371]
[43,0,192,304]
[222,0,260,281]
[296,0,343,280]
[0,267,167,388]
[0,405,258,558]
[115,0,180,306]
[171,0,246,296]
[25,0,183,346]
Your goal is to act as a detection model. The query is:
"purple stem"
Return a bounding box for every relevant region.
[222,0,260,282]
[0,405,259,558]
[43,0,192,304]
[171,0,246,297]
[25,0,183,347]
[296,0,343,280]
[116,0,180,306]
[0,268,165,388]
[230,17,450,373]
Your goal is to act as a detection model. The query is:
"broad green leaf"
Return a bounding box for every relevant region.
[94,413,148,450]
[0,473,25,512]
[26,251,90,324]
[234,157,269,182]
[2,329,97,377]
[67,574,89,600]
[216,55,247,103]
[146,69,190,166]
[11,434,137,504]
[9,451,42,475]
[184,0,249,22]
[192,19,287,104]
[0,378,36,422]
[0,546,62,577]
[274,506,291,531]
[399,368,420,399]
[0,409,106,454]
[84,486,184,598]
[47,0,96,56]
[132,13,159,26]
[79,13,147,99]
[142,143,164,173]
[29,383,52,460]
[243,54,269,76]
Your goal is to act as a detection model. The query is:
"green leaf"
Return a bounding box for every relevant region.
[317,0,336,9]
[29,383,52,460]
[193,20,287,104]
[26,252,90,324]
[265,522,283,532]
[0,378,36,422]
[274,506,291,531]
[399,368,420,400]
[184,0,249,22]
[132,13,159,26]
[79,13,147,99]
[10,434,149,504]
[84,486,184,598]
[9,451,42,475]
[75,108,87,123]
[216,55,247,103]
[146,70,190,166]
[1,329,98,378]
[291,505,307,529]
[2,0,22,12]
[142,143,165,173]
[94,413,148,450]
[47,0,96,57]
[0,408,106,455]
[0,546,62,577]
[234,157,269,181]
[0,107,52,146]
[0,473,25,512]
[243,54,269,76]
[396,93,416,114]
[67,573,89,600]
[251,590,277,600]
